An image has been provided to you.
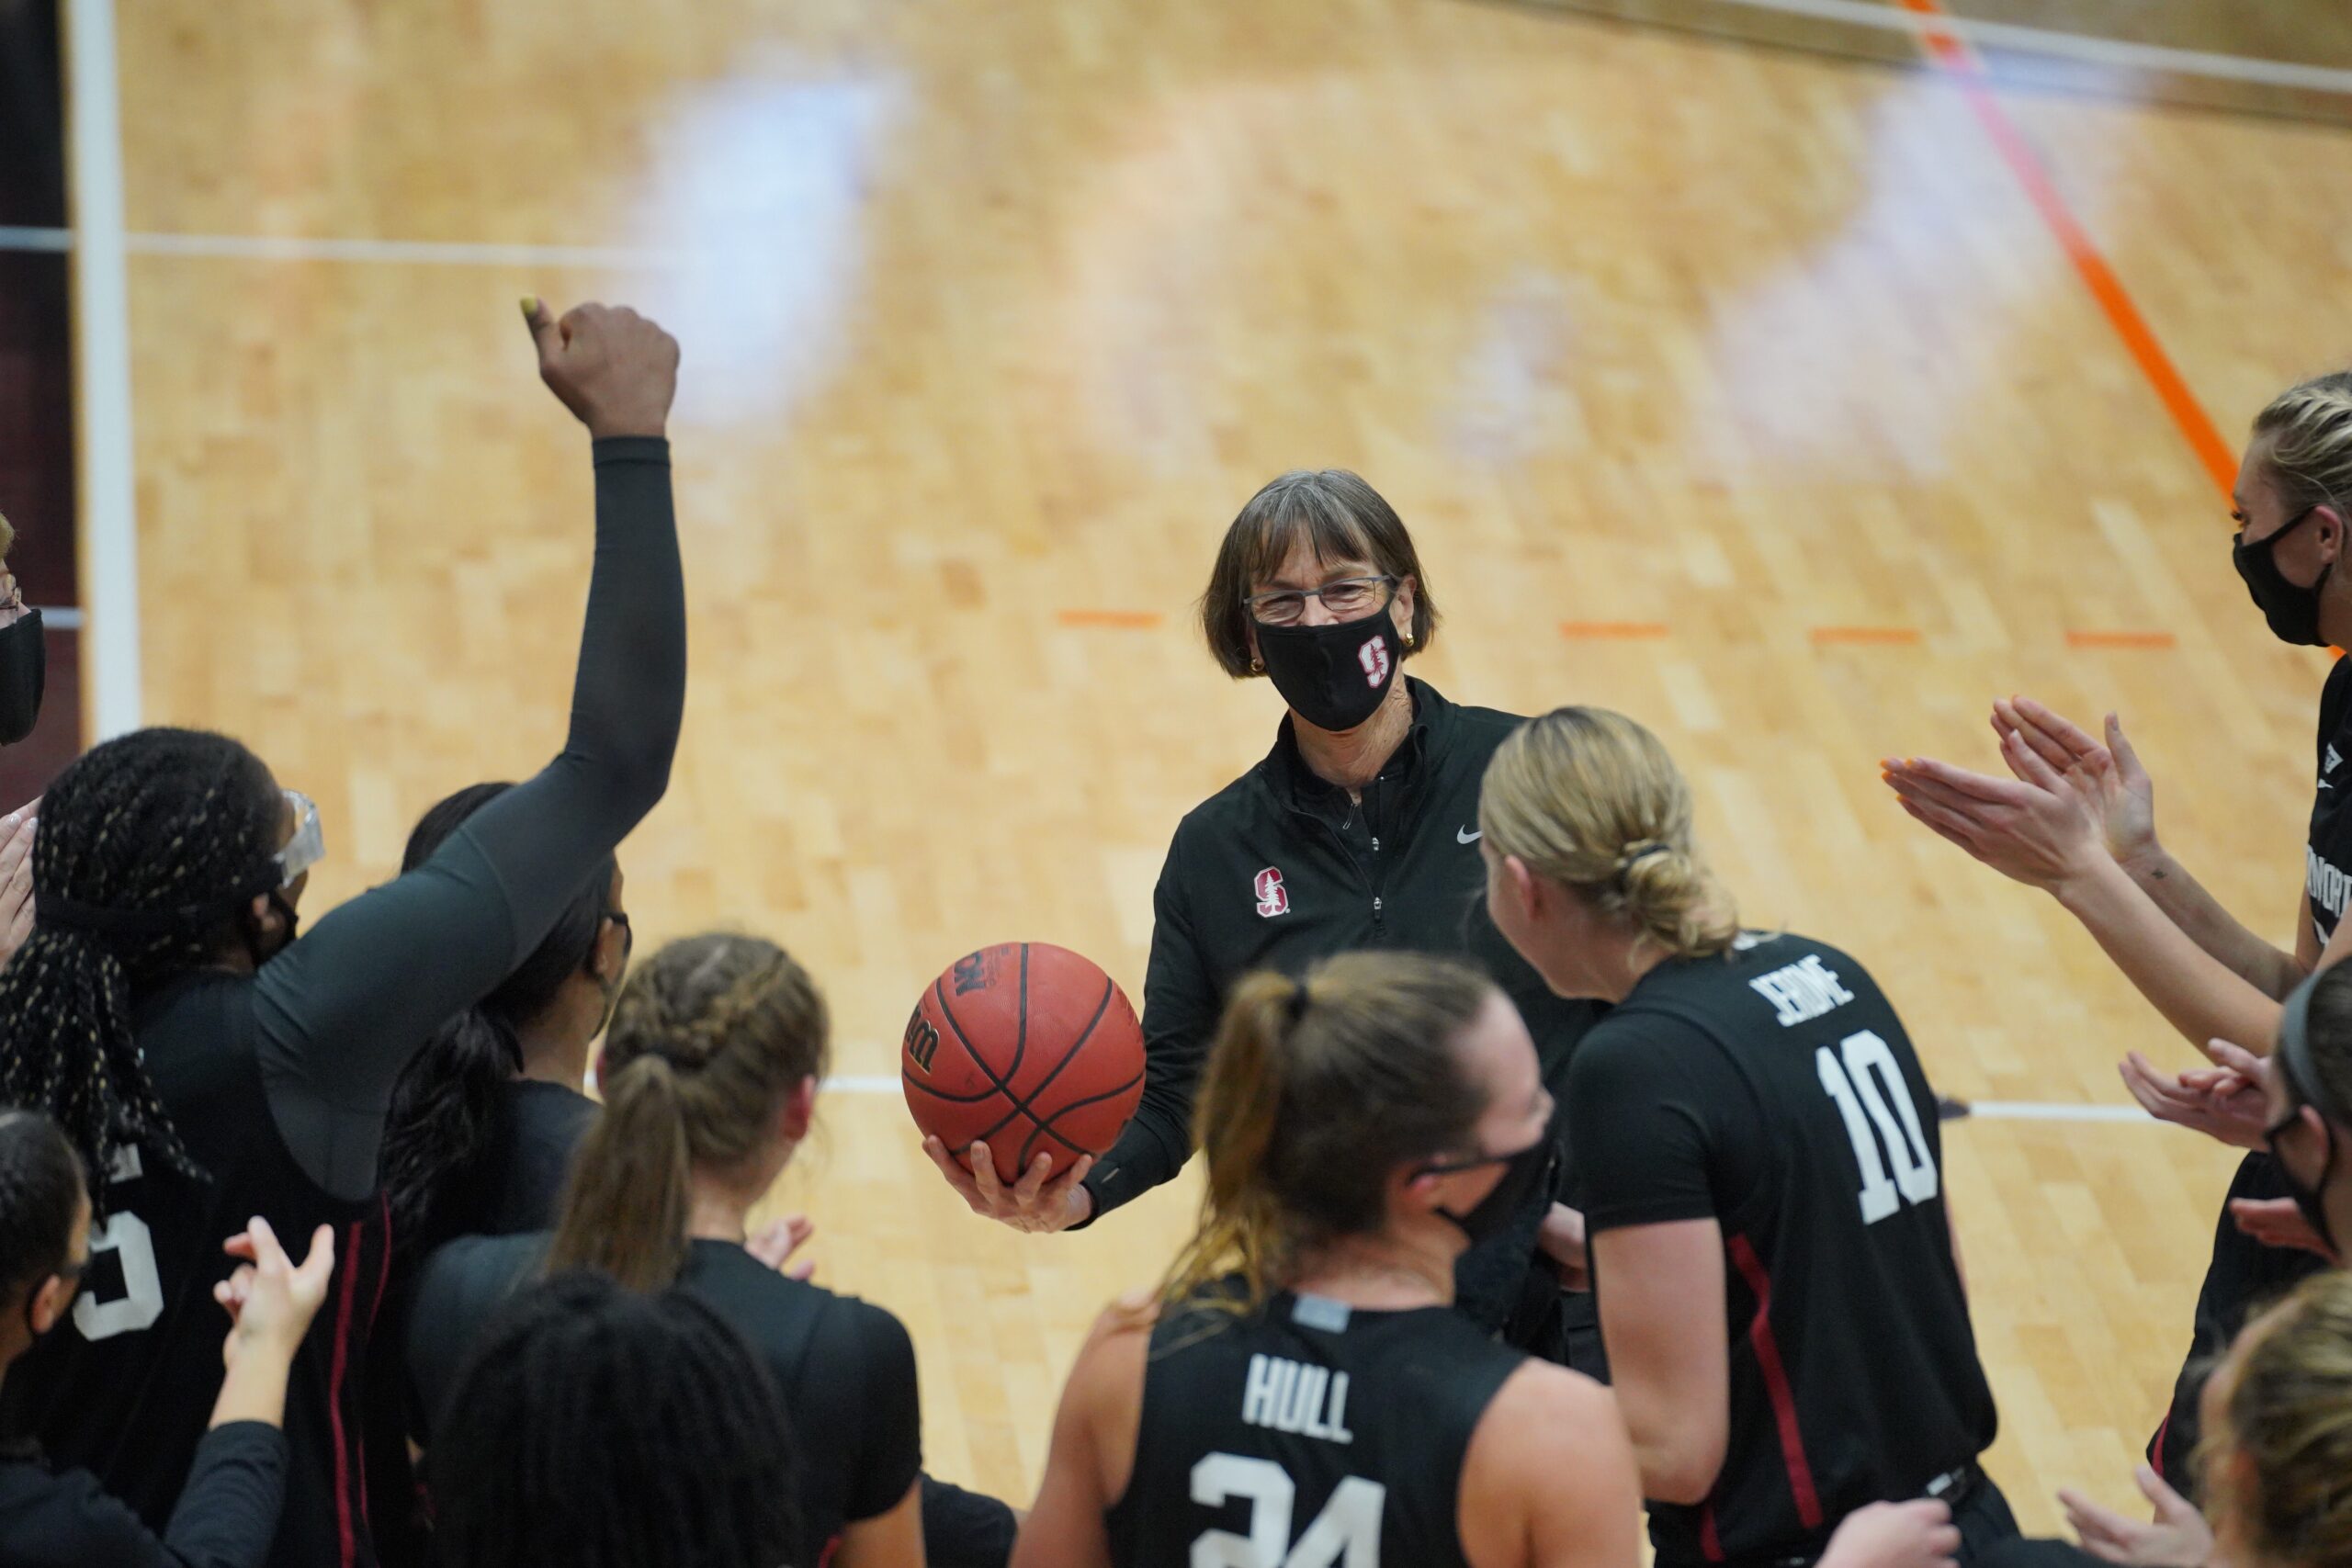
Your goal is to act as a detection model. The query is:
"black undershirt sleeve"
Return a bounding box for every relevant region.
[1082,841,1217,1223]
[0,1424,288,1568]
[254,436,687,1200]
[154,1422,288,1568]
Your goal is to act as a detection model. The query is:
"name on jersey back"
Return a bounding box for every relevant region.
[1241,1354,1354,1445]
[1749,953,1856,1028]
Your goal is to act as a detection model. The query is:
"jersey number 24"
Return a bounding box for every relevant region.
[1815,1030,1939,1225]
[1192,1452,1384,1567]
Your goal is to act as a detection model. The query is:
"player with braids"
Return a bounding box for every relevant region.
[427,1270,801,1568]
[1482,707,2009,1568]
[407,931,966,1568]
[0,298,688,1568]
[1883,370,2352,1490]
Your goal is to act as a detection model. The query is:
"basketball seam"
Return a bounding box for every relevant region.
[1010,976,1118,1167]
[1017,1066,1147,1161]
[930,965,1027,1104]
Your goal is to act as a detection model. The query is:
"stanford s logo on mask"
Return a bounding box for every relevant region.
[1357,635,1390,690]
[1254,867,1290,919]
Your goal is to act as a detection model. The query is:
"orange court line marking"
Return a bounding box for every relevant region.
[1894,0,2237,499]
[1559,621,1670,639]
[1810,626,1923,646]
[2064,629,2177,649]
[1057,609,1162,629]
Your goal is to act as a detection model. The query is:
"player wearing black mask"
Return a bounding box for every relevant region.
[924,468,1603,1375]
[1879,370,2352,1495]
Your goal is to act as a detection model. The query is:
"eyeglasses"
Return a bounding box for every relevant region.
[277,790,324,886]
[1245,575,1396,628]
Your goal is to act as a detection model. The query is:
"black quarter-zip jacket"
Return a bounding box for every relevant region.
[1084,681,1601,1325]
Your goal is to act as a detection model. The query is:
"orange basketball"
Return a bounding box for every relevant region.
[902,942,1145,1186]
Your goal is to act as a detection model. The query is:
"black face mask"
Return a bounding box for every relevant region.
[2233,507,2331,647]
[1254,606,1401,734]
[1422,1136,1554,1247]
[2266,1109,2338,1256]
[0,609,45,745]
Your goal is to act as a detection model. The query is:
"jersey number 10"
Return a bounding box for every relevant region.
[1191,1453,1385,1567]
[1815,1030,1939,1225]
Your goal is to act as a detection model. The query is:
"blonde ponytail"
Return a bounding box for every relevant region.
[1479,706,1737,961]
[546,932,831,1293]
[548,1054,694,1292]
[1159,953,1496,1314]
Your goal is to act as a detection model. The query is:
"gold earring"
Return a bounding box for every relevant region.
[1401,629,1415,648]
[1250,657,1265,674]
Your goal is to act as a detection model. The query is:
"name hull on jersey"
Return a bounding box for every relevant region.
[1240,1354,1354,1445]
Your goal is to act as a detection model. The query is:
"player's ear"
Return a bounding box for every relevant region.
[778,1076,818,1142]
[28,1271,71,1337]
[2319,504,2346,566]
[1500,854,1544,920]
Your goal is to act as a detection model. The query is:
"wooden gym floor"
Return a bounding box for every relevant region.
[77,0,2352,1534]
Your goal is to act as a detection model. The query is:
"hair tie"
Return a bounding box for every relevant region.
[1612,840,1674,886]
[35,864,278,939]
[1284,983,1312,1027]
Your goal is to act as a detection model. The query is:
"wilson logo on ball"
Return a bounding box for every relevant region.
[1357,635,1390,689]
[903,1007,943,1074]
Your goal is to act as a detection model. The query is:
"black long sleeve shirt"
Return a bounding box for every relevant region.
[0,1421,285,1568]
[1079,682,1599,1327]
[0,436,687,1568]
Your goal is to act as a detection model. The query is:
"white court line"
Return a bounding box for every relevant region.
[63,0,141,739]
[1663,0,2352,96]
[122,231,692,269]
[819,1075,2155,1126]
[1962,1100,2153,1123]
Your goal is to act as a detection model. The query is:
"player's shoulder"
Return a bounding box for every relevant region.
[1470,1359,1623,1481]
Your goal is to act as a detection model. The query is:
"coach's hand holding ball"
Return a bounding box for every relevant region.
[521,296,680,439]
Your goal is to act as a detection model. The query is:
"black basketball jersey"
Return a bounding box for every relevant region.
[1566,933,1996,1567]
[0,973,390,1568]
[409,1235,922,1567]
[2306,658,2352,945]
[1104,1289,1524,1568]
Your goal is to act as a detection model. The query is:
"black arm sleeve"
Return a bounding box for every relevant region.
[155,1423,288,1568]
[254,437,687,1199]
[1565,1021,1726,1235]
[1081,842,1219,1223]
[0,1425,288,1568]
[841,1302,922,1522]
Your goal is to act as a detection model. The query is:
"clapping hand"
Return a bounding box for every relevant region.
[216,1217,337,1371]
[2060,1464,2214,1567]
[748,1214,819,1281]
[2118,1041,2270,1151]
[0,801,35,968]
[1991,699,2158,872]
[1880,721,2111,893]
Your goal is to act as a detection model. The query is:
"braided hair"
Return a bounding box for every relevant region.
[0,729,284,1201]
[546,933,829,1292]
[429,1269,802,1568]
[378,782,614,1258]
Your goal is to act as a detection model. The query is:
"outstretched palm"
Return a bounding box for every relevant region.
[1992,697,2157,870]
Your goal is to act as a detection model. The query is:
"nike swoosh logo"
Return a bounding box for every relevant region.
[1457,827,1482,844]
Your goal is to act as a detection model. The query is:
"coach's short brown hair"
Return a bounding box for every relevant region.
[1198,470,1439,679]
